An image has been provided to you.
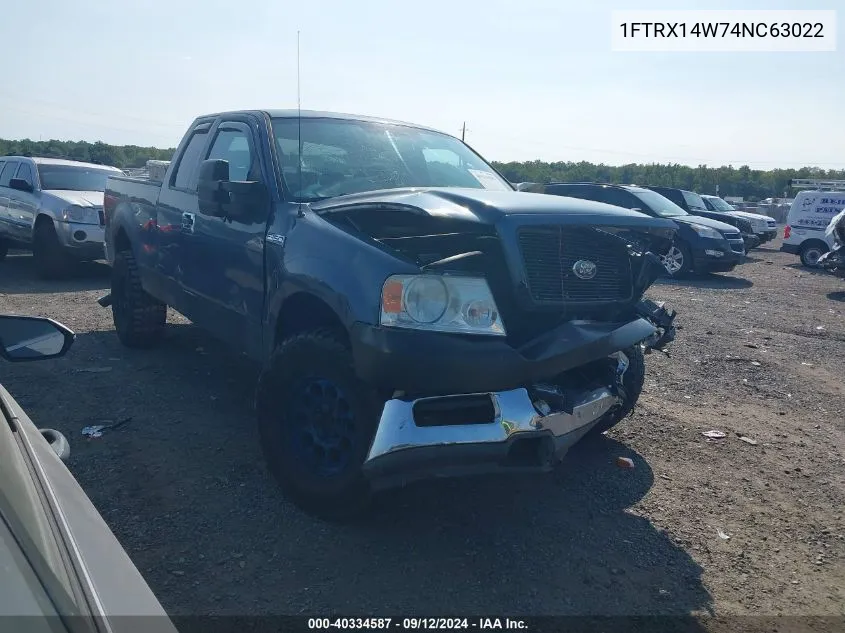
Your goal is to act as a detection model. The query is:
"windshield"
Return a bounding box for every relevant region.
[37,165,118,192]
[632,190,688,217]
[706,196,735,211]
[271,118,513,202]
[682,190,709,212]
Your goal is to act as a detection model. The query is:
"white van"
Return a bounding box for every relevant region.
[781,189,845,266]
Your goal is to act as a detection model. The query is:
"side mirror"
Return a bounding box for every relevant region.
[515,182,544,193]
[197,159,266,220]
[9,178,34,193]
[0,315,75,362]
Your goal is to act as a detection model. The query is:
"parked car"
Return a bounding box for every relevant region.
[645,186,761,251]
[0,314,175,630]
[99,109,678,519]
[543,182,745,278]
[0,157,123,278]
[700,194,778,244]
[781,189,845,267]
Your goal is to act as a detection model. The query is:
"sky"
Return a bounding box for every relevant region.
[0,0,842,169]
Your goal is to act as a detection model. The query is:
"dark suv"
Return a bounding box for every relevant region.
[545,183,745,277]
[645,186,761,251]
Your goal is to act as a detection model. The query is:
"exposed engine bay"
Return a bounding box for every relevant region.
[317,203,677,347]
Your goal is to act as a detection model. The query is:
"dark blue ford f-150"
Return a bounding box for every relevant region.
[100,110,678,519]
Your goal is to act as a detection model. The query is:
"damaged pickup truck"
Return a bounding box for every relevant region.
[100,110,678,519]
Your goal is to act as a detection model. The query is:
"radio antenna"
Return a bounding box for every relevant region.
[297,30,303,215]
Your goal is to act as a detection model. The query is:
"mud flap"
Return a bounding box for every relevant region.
[636,298,677,353]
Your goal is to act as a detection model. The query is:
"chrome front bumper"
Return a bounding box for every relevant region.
[55,221,105,259]
[362,361,626,489]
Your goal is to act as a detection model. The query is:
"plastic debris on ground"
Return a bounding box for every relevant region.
[616,457,635,469]
[702,430,727,440]
[717,528,731,540]
[739,436,759,446]
[81,417,133,439]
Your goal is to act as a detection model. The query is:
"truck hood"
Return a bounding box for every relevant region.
[728,210,774,222]
[673,214,740,234]
[310,187,673,229]
[42,190,104,207]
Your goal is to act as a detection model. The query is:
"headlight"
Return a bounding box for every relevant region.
[380,274,506,336]
[62,205,100,225]
[688,223,723,240]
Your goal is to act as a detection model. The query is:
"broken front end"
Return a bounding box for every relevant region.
[321,199,679,488]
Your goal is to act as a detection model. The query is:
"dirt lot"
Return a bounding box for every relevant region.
[1,239,844,621]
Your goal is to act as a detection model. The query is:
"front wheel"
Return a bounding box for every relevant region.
[256,329,382,521]
[661,242,692,278]
[587,345,646,437]
[33,220,71,279]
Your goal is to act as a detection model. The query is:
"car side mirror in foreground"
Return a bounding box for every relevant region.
[0,315,75,362]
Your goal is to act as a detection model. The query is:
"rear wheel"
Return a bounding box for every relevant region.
[111,249,167,348]
[257,329,382,521]
[800,242,828,268]
[587,345,646,437]
[33,220,71,279]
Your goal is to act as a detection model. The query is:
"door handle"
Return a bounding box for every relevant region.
[181,212,195,233]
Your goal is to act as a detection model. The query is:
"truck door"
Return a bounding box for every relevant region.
[154,122,212,314]
[180,118,271,357]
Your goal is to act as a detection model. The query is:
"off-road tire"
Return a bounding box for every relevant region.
[587,344,646,437]
[33,220,71,279]
[111,249,167,348]
[256,329,382,521]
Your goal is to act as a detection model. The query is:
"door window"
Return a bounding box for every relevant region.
[15,163,35,189]
[207,128,257,183]
[0,161,20,187]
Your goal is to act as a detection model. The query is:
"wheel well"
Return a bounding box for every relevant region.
[275,293,347,346]
[114,228,131,253]
[34,214,53,229]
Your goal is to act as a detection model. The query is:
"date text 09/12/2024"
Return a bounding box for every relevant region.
[308,618,528,630]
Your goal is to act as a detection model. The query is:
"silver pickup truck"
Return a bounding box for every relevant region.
[0,156,123,278]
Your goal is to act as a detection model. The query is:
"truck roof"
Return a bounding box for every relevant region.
[199,109,445,135]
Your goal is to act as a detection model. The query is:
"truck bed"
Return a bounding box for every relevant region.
[105,175,163,208]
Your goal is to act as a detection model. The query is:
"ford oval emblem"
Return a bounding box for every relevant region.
[572,259,597,280]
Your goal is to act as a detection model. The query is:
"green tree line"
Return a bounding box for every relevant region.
[492,160,845,201]
[2,136,842,200]
[0,138,175,169]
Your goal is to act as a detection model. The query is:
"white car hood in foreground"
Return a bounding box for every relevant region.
[43,190,104,207]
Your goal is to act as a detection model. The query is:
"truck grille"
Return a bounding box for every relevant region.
[517,226,633,304]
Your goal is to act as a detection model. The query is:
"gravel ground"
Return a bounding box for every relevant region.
[1,238,844,622]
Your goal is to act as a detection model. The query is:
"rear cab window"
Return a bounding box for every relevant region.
[170,128,210,191]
